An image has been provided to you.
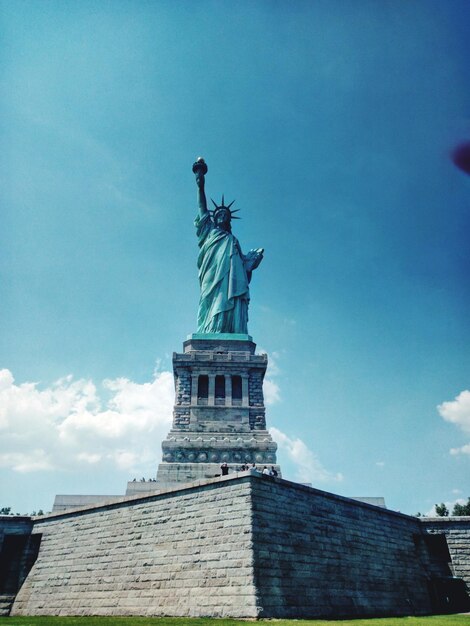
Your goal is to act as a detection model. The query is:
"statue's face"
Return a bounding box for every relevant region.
[215,209,231,230]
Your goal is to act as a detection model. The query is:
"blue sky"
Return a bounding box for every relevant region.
[1,0,469,515]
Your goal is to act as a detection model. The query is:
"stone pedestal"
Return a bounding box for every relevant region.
[156,334,280,487]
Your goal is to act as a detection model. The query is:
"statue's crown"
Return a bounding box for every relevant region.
[210,195,241,220]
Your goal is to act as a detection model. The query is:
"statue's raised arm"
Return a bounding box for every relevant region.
[192,157,208,217]
[191,157,263,336]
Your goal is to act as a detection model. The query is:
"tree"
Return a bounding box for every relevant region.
[452,497,470,516]
[0,507,12,515]
[435,503,449,517]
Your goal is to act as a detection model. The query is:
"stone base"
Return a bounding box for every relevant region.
[183,334,255,353]
[159,335,278,486]
[160,426,278,463]
[52,494,123,513]
[153,463,281,491]
[187,332,253,341]
[124,481,161,496]
[8,473,469,618]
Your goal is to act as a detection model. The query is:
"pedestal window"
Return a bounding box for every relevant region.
[232,375,242,406]
[215,375,226,405]
[197,375,209,405]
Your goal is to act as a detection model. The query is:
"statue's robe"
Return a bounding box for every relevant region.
[195,212,249,334]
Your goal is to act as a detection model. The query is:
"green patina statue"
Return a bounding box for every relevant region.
[192,157,264,334]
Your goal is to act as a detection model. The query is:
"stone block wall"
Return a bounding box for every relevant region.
[248,370,266,430]
[172,406,191,428]
[158,339,277,486]
[7,475,470,618]
[173,368,191,428]
[250,478,436,619]
[12,478,257,618]
[421,517,470,590]
[174,368,191,405]
[248,370,264,406]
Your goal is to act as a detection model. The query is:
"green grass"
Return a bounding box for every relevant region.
[0,616,469,626]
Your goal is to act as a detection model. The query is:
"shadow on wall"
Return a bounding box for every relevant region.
[0,522,41,616]
[419,532,470,614]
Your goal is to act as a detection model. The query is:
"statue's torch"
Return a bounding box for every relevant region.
[192,157,208,186]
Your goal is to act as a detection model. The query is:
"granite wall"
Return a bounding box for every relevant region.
[250,478,440,618]
[4,474,470,618]
[12,477,257,618]
[421,517,470,592]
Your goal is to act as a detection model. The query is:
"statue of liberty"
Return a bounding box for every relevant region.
[192,158,264,334]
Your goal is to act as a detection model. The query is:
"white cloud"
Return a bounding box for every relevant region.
[437,390,470,455]
[0,368,14,390]
[438,390,470,433]
[270,426,343,484]
[259,349,281,405]
[263,379,280,405]
[0,368,174,475]
[111,450,140,470]
[0,450,54,473]
[376,461,385,468]
[76,452,102,464]
[450,444,470,456]
[266,351,281,377]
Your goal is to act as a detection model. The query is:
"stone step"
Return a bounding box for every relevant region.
[0,595,16,617]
